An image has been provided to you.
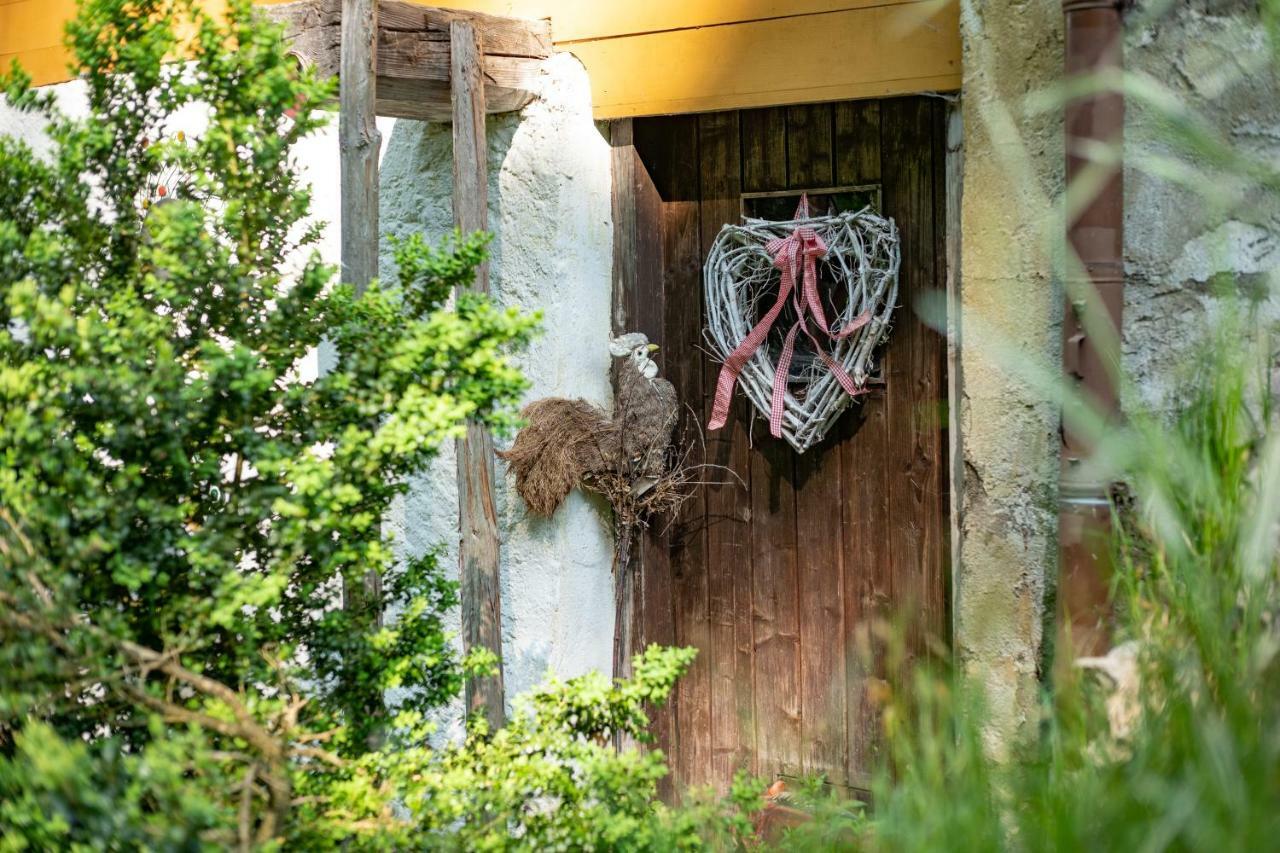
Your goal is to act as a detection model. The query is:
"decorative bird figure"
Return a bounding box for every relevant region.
[498,332,678,516]
[609,332,678,497]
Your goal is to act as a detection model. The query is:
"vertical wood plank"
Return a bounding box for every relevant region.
[611,119,639,340]
[833,98,888,785]
[452,20,506,731]
[943,101,964,645]
[698,109,753,789]
[609,121,644,755]
[610,118,642,690]
[740,106,802,783]
[785,103,834,188]
[785,103,848,782]
[338,0,384,735]
[340,0,379,294]
[932,99,954,647]
[651,115,711,794]
[630,117,678,801]
[835,100,882,190]
[879,97,945,670]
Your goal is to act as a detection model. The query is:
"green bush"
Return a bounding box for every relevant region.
[8,0,1276,849]
[0,1,754,848]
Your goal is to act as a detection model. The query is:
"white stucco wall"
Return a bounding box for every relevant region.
[379,53,617,733]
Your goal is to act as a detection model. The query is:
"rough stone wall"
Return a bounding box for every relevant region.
[955,0,1065,754]
[1123,1,1280,410]
[954,0,1280,755]
[379,53,616,735]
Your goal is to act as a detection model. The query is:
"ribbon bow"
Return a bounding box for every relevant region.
[708,195,872,438]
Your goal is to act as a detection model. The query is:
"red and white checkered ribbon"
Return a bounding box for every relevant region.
[708,195,872,438]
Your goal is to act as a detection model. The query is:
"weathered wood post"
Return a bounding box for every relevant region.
[339,1,384,596]
[450,19,507,731]
[340,0,379,296]
[338,0,384,744]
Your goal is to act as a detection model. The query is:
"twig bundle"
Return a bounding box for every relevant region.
[704,206,901,452]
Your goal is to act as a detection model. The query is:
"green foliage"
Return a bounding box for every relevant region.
[16,0,1277,849]
[0,1,762,847]
[0,0,538,752]
[771,310,1280,853]
[0,721,239,851]
[282,645,754,851]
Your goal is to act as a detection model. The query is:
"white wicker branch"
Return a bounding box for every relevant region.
[703,206,901,453]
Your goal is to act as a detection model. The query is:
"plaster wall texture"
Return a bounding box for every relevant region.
[955,0,1065,755]
[1122,1,1280,410]
[378,53,616,737]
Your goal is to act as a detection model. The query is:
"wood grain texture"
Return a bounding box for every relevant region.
[339,0,379,294]
[879,97,947,670]
[832,98,888,786]
[786,103,850,781]
[943,102,963,645]
[451,20,506,731]
[609,119,641,693]
[337,0,384,668]
[628,115,679,802]
[740,106,803,783]
[935,100,956,648]
[655,115,711,794]
[629,96,948,794]
[697,109,754,789]
[835,100,881,187]
[265,0,549,120]
[610,119,638,338]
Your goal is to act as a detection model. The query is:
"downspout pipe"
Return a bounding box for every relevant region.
[1059,0,1125,659]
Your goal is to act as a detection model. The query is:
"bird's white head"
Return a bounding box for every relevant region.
[609,332,660,380]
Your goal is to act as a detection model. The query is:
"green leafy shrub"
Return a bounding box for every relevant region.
[286,645,756,851]
[0,1,759,848]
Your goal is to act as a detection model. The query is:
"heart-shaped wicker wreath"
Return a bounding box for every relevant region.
[703,205,901,453]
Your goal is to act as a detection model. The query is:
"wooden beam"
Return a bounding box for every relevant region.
[339,0,379,293]
[608,118,638,691]
[266,0,550,120]
[451,19,506,732]
[337,0,384,744]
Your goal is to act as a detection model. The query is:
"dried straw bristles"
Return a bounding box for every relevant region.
[703,205,901,453]
[499,398,705,532]
[496,398,619,517]
[584,437,699,533]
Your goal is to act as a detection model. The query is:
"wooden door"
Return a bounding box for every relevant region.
[617,97,949,795]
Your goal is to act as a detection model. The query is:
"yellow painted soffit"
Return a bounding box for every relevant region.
[2,0,961,118]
